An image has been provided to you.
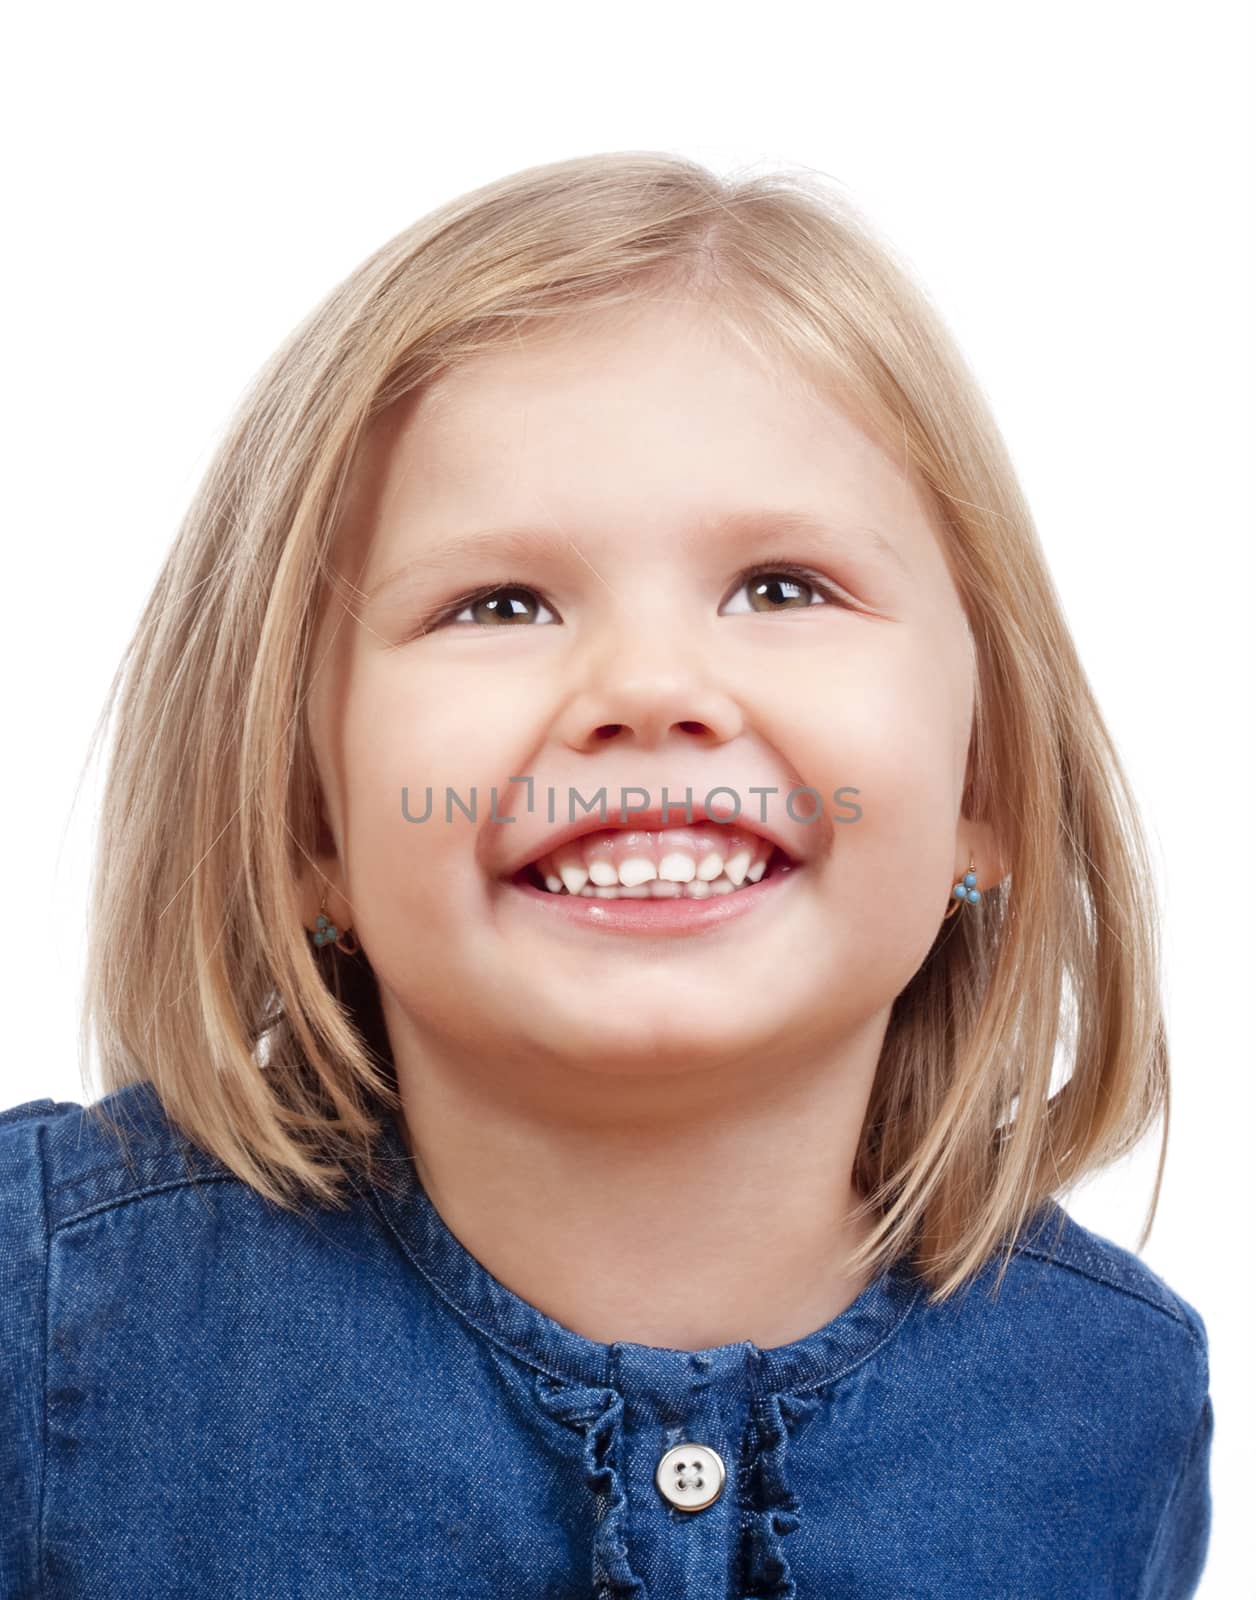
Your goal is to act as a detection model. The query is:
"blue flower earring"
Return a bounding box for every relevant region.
[942,853,981,920]
[309,889,360,955]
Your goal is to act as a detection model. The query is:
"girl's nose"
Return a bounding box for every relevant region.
[552,630,745,753]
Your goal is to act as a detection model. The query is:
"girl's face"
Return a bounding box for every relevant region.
[306,301,1001,1086]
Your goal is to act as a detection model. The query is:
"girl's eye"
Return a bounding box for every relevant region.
[447,586,557,627]
[431,564,853,631]
[722,565,849,616]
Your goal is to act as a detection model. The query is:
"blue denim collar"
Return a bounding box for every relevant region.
[360,1101,925,1403]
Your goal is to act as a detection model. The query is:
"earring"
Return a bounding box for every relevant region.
[309,889,360,955]
[943,854,981,920]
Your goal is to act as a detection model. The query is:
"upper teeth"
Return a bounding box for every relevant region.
[527,824,777,896]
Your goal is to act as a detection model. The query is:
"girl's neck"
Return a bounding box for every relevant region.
[384,1007,891,1352]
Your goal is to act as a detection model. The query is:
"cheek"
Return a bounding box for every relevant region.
[788,629,967,805]
[339,665,526,899]
[786,637,968,922]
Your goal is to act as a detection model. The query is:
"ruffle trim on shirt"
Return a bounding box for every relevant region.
[534,1375,648,1599]
[738,1387,823,1599]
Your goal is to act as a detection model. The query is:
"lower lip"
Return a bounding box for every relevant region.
[496,856,805,937]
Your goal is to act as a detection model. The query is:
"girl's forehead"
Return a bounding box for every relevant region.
[330,302,942,606]
[367,368,903,525]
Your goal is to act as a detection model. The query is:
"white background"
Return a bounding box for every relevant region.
[2,1,1251,1590]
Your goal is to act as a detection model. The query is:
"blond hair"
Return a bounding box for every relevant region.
[77,151,1169,1303]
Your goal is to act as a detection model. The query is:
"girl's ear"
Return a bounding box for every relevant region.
[298,789,350,928]
[957,817,1008,893]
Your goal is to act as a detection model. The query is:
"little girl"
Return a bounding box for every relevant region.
[1,153,1211,1597]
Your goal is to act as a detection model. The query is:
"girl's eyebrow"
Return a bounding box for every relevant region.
[364,507,907,603]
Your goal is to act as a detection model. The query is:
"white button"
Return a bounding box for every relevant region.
[655,1441,727,1512]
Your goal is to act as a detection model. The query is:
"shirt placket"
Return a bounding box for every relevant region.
[536,1340,819,1599]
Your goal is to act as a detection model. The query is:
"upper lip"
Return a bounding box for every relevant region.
[495,797,807,879]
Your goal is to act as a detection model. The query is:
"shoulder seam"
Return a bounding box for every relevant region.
[50,1169,248,1235]
[1014,1243,1206,1358]
[0,1098,61,1129]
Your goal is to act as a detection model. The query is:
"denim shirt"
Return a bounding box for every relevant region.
[1,1082,1212,1598]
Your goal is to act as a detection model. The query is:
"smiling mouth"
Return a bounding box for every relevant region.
[508,844,801,899]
